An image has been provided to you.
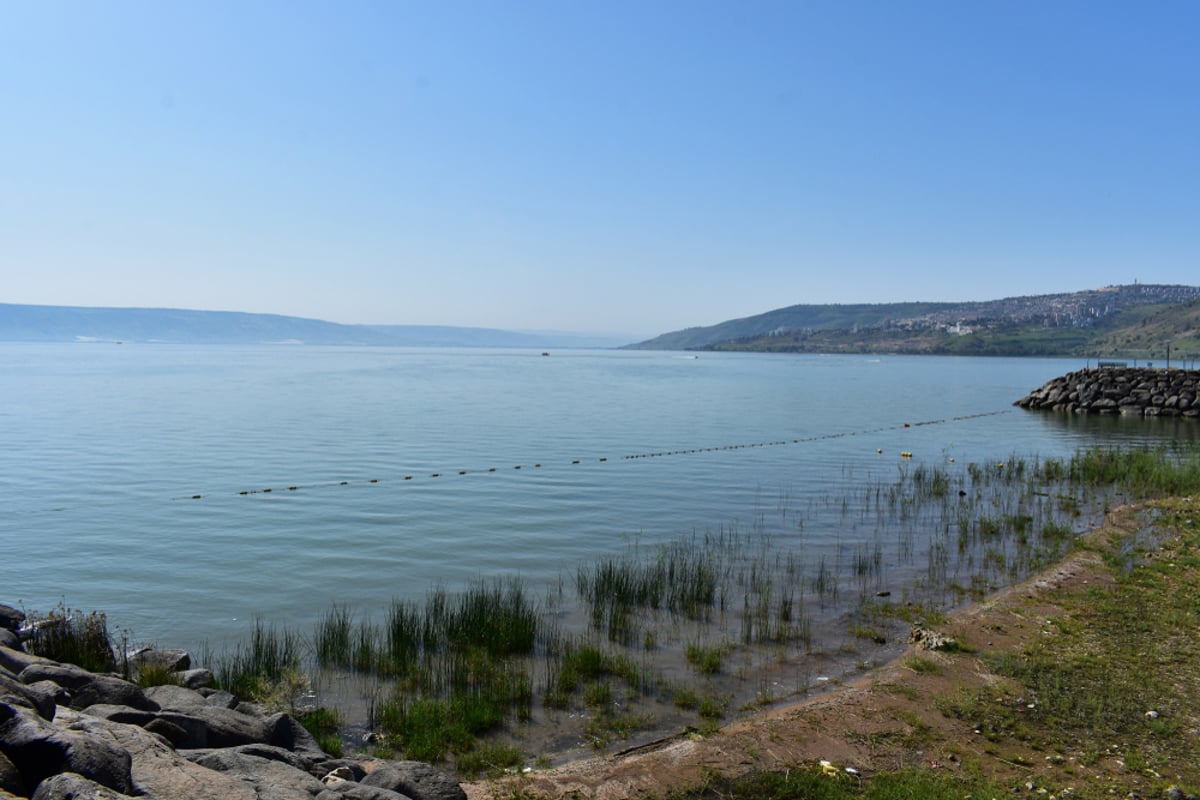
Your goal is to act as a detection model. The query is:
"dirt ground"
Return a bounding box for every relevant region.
[463,504,1179,799]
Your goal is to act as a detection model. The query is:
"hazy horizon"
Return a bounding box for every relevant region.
[4,2,1197,335]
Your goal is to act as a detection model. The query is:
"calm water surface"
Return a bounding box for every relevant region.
[2,344,1194,653]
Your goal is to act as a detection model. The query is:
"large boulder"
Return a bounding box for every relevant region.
[29,772,137,800]
[191,748,324,800]
[57,708,255,800]
[172,704,267,749]
[17,664,157,713]
[0,646,53,677]
[360,762,466,800]
[318,782,413,800]
[83,705,209,749]
[143,685,268,748]
[29,772,140,800]
[143,685,211,712]
[0,703,134,796]
[0,672,56,721]
[265,712,327,765]
[195,743,310,773]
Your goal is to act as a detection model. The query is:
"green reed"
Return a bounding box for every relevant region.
[23,605,115,674]
[299,443,1200,768]
[213,618,303,701]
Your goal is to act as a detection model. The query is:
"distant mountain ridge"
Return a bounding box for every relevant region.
[628,284,1200,357]
[0,304,628,348]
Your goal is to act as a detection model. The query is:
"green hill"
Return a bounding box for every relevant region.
[627,284,1200,359]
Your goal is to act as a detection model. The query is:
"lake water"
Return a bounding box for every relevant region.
[2,343,1195,656]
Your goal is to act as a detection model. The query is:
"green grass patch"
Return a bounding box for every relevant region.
[135,662,184,688]
[545,638,642,709]
[904,655,941,675]
[298,707,343,757]
[685,641,724,675]
[455,741,525,778]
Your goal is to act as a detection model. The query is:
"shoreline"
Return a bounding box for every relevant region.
[465,499,1200,798]
[6,495,1197,798]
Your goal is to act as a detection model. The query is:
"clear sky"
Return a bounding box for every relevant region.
[2,1,1197,337]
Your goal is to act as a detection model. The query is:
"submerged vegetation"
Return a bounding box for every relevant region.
[138,444,1200,773]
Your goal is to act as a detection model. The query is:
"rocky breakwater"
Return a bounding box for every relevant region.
[0,604,466,800]
[1015,367,1200,418]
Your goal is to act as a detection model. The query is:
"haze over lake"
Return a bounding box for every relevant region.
[3,343,1194,654]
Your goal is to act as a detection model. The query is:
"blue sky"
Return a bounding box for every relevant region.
[2,1,1197,337]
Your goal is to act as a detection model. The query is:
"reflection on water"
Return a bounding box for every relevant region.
[1026,407,1200,442]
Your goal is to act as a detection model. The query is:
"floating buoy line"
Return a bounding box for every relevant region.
[163,409,1012,502]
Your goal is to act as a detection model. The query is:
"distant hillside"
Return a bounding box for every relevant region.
[627,302,954,350]
[628,284,1200,358]
[1084,298,1200,361]
[0,304,626,348]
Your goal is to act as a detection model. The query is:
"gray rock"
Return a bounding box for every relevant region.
[0,646,53,677]
[150,710,210,747]
[360,762,466,800]
[192,749,324,800]
[29,772,140,800]
[143,686,270,747]
[141,718,191,749]
[234,701,267,718]
[0,632,18,652]
[17,664,157,713]
[57,708,254,800]
[318,782,413,800]
[28,681,71,710]
[0,749,25,796]
[1017,367,1200,421]
[224,743,311,772]
[185,705,269,748]
[266,712,327,762]
[0,608,23,635]
[82,705,208,749]
[200,690,238,709]
[0,703,134,795]
[176,669,213,689]
[141,685,209,712]
[128,648,190,674]
[0,672,56,721]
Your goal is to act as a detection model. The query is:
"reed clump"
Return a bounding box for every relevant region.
[212,618,304,702]
[544,638,642,709]
[576,538,721,645]
[207,443,1200,772]
[1066,444,1200,497]
[23,604,116,674]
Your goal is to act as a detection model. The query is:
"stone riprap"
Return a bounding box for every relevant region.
[1015,367,1200,418]
[0,604,467,800]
